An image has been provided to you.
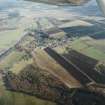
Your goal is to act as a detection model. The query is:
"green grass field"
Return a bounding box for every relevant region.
[67,38,105,61]
[0,50,28,70]
[0,30,23,52]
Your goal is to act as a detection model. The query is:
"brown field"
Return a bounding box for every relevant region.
[32,48,90,88]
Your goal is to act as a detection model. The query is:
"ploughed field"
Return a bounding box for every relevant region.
[63,50,105,84]
[44,47,92,85]
[31,47,105,105]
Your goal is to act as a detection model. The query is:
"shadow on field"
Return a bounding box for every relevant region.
[61,25,105,40]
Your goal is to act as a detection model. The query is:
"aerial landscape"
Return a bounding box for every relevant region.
[0,0,105,105]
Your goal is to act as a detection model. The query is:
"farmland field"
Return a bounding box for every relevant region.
[0,50,28,70]
[0,48,57,105]
[0,0,105,104]
[0,15,37,55]
[62,50,105,84]
[67,38,105,61]
[0,30,22,53]
[0,80,56,105]
[32,48,82,88]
